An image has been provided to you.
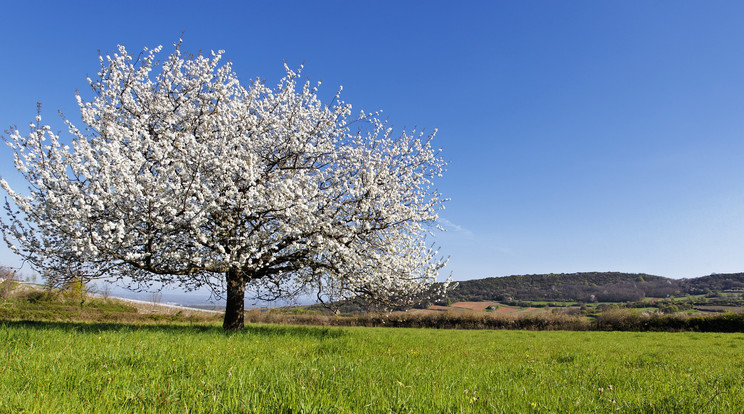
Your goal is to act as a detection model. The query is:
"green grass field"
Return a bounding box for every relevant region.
[2,321,743,413]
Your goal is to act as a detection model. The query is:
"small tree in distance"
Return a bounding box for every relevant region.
[0,41,449,330]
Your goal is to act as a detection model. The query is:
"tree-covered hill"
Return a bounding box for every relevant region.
[679,273,744,294]
[443,272,744,303]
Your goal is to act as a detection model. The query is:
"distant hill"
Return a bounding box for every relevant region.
[680,273,744,294]
[443,272,744,304]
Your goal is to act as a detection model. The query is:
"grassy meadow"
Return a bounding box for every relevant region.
[2,320,743,413]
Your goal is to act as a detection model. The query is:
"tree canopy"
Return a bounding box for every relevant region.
[0,41,448,329]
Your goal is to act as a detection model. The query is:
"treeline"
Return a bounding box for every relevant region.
[443,272,744,304]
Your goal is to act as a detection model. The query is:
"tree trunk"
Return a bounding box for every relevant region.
[223,268,245,330]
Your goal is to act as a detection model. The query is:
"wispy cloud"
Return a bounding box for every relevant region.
[437,217,513,256]
[438,217,474,238]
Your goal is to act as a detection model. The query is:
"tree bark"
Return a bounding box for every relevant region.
[223,268,246,330]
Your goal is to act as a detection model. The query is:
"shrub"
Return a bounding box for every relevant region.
[688,312,744,332]
[62,278,89,309]
[21,288,59,304]
[595,308,646,330]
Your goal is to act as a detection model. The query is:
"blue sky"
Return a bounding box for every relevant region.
[2,1,744,282]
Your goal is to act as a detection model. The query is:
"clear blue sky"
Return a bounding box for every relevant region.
[2,0,744,282]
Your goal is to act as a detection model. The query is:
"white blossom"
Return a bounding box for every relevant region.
[1,41,450,327]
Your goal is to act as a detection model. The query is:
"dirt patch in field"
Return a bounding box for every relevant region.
[494,307,518,313]
[695,305,743,313]
[519,307,544,314]
[449,302,494,311]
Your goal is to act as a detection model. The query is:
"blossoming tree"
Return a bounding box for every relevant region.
[0,42,448,329]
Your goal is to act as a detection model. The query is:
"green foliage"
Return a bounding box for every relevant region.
[1,322,743,412]
[593,310,744,332]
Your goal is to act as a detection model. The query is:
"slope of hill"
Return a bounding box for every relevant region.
[444,272,744,303]
[680,273,744,294]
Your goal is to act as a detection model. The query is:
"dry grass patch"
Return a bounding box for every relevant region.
[449,301,494,311]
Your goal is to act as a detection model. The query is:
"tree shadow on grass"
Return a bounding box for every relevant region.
[0,319,346,339]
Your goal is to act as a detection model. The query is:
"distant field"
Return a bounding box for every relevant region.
[429,302,547,315]
[429,299,744,317]
[2,321,743,413]
[449,302,493,311]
